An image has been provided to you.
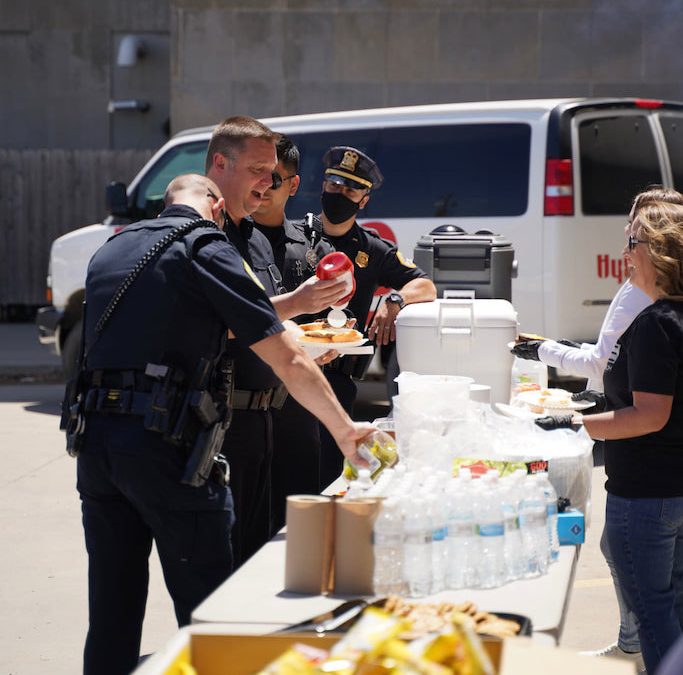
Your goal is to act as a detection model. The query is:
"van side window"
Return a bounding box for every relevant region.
[659,114,683,191]
[290,124,530,218]
[372,124,530,218]
[579,116,662,215]
[133,141,208,219]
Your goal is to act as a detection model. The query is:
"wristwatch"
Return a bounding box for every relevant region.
[386,292,406,310]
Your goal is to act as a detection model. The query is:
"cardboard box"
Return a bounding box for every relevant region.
[558,509,585,545]
[133,626,635,675]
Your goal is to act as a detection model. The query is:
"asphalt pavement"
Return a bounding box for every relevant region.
[0,322,63,383]
[0,323,624,674]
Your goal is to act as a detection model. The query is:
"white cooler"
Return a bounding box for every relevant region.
[395,298,517,404]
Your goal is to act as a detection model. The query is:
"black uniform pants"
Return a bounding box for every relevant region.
[318,371,357,492]
[77,414,234,675]
[270,396,321,534]
[221,408,273,568]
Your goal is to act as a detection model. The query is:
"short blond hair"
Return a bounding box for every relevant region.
[205,115,278,173]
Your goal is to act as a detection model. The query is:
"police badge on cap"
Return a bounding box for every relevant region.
[323,146,384,191]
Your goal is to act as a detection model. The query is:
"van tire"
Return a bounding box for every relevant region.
[61,320,82,382]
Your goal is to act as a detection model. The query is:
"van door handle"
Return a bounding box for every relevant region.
[582,299,611,306]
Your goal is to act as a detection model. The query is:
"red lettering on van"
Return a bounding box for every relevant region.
[597,254,626,283]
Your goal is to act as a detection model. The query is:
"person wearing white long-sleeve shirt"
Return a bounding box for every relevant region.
[537,281,651,391]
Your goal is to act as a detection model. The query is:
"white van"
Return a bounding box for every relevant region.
[39,97,683,379]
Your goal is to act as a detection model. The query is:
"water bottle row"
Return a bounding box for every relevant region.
[364,467,560,598]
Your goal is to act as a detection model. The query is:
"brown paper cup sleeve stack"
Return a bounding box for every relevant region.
[284,495,334,594]
[333,498,382,595]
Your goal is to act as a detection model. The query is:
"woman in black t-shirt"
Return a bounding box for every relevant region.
[551,201,683,673]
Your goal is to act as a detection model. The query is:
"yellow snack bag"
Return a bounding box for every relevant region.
[330,607,408,663]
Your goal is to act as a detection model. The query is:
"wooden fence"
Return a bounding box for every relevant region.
[0,149,152,307]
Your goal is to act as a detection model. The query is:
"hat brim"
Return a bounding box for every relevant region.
[324,171,371,191]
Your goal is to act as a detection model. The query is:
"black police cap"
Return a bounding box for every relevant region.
[322,146,384,191]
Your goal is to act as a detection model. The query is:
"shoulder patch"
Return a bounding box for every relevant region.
[243,259,265,290]
[396,250,416,268]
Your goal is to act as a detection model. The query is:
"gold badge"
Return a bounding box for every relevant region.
[242,259,265,290]
[396,250,416,268]
[355,251,369,268]
[340,150,359,171]
[305,248,318,267]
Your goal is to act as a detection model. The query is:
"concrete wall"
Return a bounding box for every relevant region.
[0,0,170,149]
[170,0,683,132]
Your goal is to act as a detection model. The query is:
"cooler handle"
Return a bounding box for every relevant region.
[437,297,474,337]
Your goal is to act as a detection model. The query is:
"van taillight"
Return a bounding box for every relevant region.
[544,159,574,216]
[46,287,53,304]
[635,98,663,109]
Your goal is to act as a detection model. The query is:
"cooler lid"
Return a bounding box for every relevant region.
[416,231,513,249]
[396,299,518,328]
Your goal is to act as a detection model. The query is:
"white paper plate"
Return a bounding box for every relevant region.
[495,402,541,419]
[297,338,372,357]
[514,388,595,413]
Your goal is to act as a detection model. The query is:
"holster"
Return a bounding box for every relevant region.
[60,373,86,457]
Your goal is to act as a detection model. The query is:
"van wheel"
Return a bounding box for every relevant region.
[385,346,400,406]
[61,320,82,382]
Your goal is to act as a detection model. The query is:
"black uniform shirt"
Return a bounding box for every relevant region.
[255,216,335,323]
[223,215,283,390]
[324,222,428,330]
[84,205,282,376]
[603,299,683,498]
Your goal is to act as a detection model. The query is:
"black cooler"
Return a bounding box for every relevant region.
[413,225,517,300]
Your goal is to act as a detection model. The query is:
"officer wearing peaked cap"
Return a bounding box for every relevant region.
[317,146,437,491]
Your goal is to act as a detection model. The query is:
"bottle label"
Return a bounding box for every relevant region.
[448,521,475,538]
[477,523,504,537]
[505,515,520,531]
[432,526,447,542]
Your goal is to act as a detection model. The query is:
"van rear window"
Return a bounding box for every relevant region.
[578,116,662,215]
[659,113,683,192]
[290,123,530,218]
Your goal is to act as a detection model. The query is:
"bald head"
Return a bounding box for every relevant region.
[163,174,223,221]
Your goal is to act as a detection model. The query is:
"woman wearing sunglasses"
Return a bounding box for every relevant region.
[545,200,683,673]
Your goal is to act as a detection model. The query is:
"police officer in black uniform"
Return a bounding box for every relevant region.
[252,135,337,533]
[205,117,348,566]
[317,146,437,490]
[67,172,373,675]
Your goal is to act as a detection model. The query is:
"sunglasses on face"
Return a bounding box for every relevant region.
[628,234,648,251]
[270,173,296,190]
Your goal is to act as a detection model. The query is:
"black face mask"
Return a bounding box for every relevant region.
[321,191,361,225]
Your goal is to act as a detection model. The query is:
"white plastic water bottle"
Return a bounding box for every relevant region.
[372,498,405,595]
[499,474,526,580]
[446,473,478,589]
[519,475,550,576]
[536,471,560,562]
[403,497,432,597]
[427,495,448,593]
[476,479,507,588]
